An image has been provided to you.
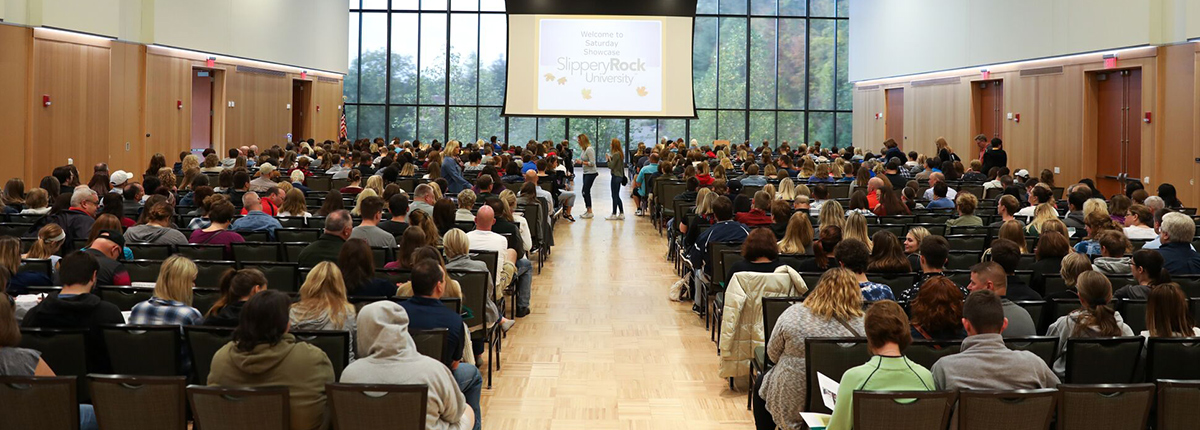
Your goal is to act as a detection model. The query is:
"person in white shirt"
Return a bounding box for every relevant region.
[1015,184,1053,220]
[922,172,958,201]
[1123,204,1158,240]
[465,206,516,282]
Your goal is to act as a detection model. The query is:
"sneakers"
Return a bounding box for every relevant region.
[580,212,594,219]
[635,209,645,217]
[606,214,622,220]
[616,213,625,220]
[564,214,576,222]
[500,318,516,332]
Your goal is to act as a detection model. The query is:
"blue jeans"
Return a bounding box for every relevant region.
[81,405,98,430]
[610,175,624,214]
[582,173,598,209]
[515,258,533,309]
[453,363,483,430]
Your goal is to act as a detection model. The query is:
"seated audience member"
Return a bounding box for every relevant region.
[1024,203,1060,236]
[967,262,1037,338]
[725,228,785,286]
[124,202,188,246]
[926,182,955,209]
[690,196,750,302]
[189,197,245,259]
[129,256,202,326]
[922,172,959,201]
[231,192,282,240]
[867,231,911,273]
[350,196,397,248]
[754,268,865,430]
[826,300,935,430]
[388,227,427,270]
[315,190,345,217]
[1045,271,1133,378]
[456,190,478,222]
[1123,204,1157,240]
[471,204,533,318]
[201,268,268,327]
[1029,231,1069,295]
[379,194,411,237]
[290,262,358,360]
[83,229,131,286]
[340,301,475,430]
[1073,212,1120,256]
[409,184,437,217]
[444,228,514,332]
[278,188,310,218]
[903,227,930,271]
[297,210,353,267]
[900,236,967,302]
[735,191,775,227]
[35,186,98,245]
[909,277,967,340]
[768,200,792,239]
[339,238,400,297]
[1114,249,1172,300]
[399,260,484,430]
[989,238,1042,301]
[1062,189,1089,233]
[836,238,895,302]
[207,290,334,430]
[798,225,843,272]
[990,195,1021,228]
[945,192,983,227]
[1091,230,1132,276]
[1143,283,1200,337]
[1158,212,1200,275]
[21,251,124,373]
[1045,252,1093,301]
[931,290,1059,392]
[776,212,814,255]
[1,298,99,430]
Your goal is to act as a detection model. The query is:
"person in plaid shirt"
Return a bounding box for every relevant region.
[129,255,202,326]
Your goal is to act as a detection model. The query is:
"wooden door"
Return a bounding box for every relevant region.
[885,88,904,148]
[191,70,213,152]
[974,80,1002,140]
[1093,69,1141,197]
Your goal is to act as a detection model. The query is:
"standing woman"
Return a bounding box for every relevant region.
[574,133,598,219]
[606,138,626,220]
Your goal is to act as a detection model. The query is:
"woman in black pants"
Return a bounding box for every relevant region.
[606,138,625,220]
[574,133,598,219]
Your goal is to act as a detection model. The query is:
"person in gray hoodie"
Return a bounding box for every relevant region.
[123,202,188,246]
[1091,230,1132,276]
[341,301,474,430]
[1045,271,1134,378]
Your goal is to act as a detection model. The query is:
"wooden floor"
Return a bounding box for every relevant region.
[479,168,755,430]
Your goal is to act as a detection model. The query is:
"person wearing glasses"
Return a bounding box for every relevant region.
[27,186,98,246]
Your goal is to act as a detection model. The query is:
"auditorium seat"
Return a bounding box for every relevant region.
[326,383,428,430]
[188,385,290,430]
[89,375,187,430]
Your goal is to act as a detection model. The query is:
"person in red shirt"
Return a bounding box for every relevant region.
[241,186,282,216]
[866,177,884,209]
[735,191,775,227]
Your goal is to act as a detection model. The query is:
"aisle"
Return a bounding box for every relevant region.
[480,168,754,430]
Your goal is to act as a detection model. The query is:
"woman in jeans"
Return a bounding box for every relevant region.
[575,133,598,219]
[606,138,625,220]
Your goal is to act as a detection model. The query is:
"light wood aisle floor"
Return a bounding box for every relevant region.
[480,168,754,430]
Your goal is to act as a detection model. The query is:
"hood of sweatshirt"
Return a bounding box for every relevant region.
[31,293,106,325]
[224,333,300,375]
[355,301,419,361]
[1093,256,1132,274]
[124,224,172,243]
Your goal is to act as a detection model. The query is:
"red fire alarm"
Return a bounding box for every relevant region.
[42,95,51,107]
[1144,112,1152,123]
[1014,113,1020,123]
[300,71,308,80]
[177,100,183,109]
[981,70,990,80]
[206,57,215,68]
[1103,54,1118,69]
[316,105,321,113]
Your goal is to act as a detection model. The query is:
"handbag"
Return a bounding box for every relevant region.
[621,176,629,186]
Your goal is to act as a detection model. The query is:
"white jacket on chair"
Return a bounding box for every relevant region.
[718,265,808,378]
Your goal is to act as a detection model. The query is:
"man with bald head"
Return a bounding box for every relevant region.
[922,171,958,201]
[297,209,353,267]
[231,191,282,240]
[866,177,885,208]
[466,205,535,317]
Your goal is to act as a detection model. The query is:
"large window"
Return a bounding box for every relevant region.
[345,0,851,154]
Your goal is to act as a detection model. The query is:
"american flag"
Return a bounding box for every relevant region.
[339,107,348,140]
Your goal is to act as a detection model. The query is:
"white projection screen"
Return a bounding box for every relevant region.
[503,0,697,118]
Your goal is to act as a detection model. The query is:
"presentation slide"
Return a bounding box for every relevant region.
[505,14,696,118]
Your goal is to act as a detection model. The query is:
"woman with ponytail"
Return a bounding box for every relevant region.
[1114,249,1172,300]
[200,268,268,327]
[799,225,842,271]
[1046,271,1134,377]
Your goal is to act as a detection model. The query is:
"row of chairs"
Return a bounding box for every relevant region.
[1,374,439,430]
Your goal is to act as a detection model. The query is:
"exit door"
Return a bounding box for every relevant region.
[292,80,312,142]
[885,88,905,148]
[1093,69,1141,197]
[191,71,214,151]
[973,80,1003,141]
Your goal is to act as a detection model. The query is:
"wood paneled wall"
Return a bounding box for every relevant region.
[850,46,1200,202]
[0,24,343,185]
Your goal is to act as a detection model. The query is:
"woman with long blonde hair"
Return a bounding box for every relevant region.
[755,268,862,430]
[777,178,795,200]
[365,175,385,197]
[24,223,64,263]
[130,255,202,326]
[290,261,358,359]
[1025,203,1061,236]
[844,212,873,250]
[606,138,626,219]
[778,212,814,254]
[350,188,379,217]
[799,157,816,178]
[818,199,846,232]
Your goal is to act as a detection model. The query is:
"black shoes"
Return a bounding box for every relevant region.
[516,307,531,318]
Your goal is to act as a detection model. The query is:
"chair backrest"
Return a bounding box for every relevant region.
[242,262,299,293]
[905,341,962,370]
[946,251,984,270]
[853,390,955,430]
[710,241,743,287]
[1158,379,1200,430]
[865,272,916,294]
[468,249,499,280]
[97,286,155,311]
[102,325,182,376]
[371,246,393,268]
[411,328,451,367]
[0,376,79,430]
[188,385,290,430]
[761,297,804,345]
[194,260,237,288]
[1003,337,1058,369]
[449,270,490,336]
[276,228,323,243]
[127,243,174,260]
[945,234,987,251]
[192,288,221,316]
[327,383,427,430]
[1116,299,1147,334]
[184,326,235,384]
[239,230,270,242]
[89,375,187,430]
[1064,337,1144,384]
[276,216,307,228]
[1057,383,1154,430]
[376,268,413,285]
[957,389,1057,430]
[805,337,871,414]
[282,242,309,262]
[1014,301,1046,334]
[176,244,227,262]
[19,258,54,278]
[1146,337,1200,381]
[1039,274,1068,297]
[18,328,88,402]
[717,249,742,288]
[292,329,351,380]
[1172,275,1200,298]
[232,242,283,263]
[125,259,164,283]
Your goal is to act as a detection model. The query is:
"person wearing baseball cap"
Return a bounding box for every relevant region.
[110,170,132,193]
[249,163,278,193]
[83,229,131,286]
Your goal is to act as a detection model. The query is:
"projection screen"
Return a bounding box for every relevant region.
[503,0,698,118]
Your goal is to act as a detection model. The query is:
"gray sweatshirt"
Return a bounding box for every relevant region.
[123,224,189,246]
[1092,256,1132,276]
[1045,309,1134,377]
[932,333,1060,391]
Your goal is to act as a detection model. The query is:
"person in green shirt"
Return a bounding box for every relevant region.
[945,192,983,227]
[826,300,936,430]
